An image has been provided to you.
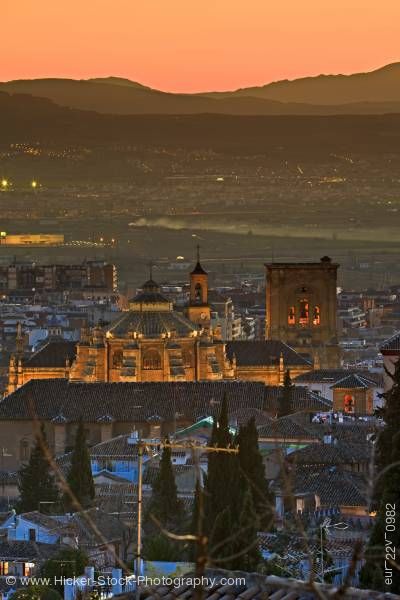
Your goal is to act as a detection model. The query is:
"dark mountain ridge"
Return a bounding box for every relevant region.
[1,63,400,115]
[1,91,400,157]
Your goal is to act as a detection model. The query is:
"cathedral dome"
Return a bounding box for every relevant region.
[108,310,198,339]
[129,278,171,308]
[111,276,198,339]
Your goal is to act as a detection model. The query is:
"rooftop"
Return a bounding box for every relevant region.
[24,338,77,368]
[380,331,400,351]
[0,379,267,424]
[108,309,196,338]
[116,568,395,600]
[226,340,312,367]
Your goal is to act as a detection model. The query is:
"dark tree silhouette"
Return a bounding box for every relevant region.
[237,416,273,528]
[277,370,293,418]
[360,360,400,593]
[146,440,183,530]
[18,423,60,513]
[64,420,95,510]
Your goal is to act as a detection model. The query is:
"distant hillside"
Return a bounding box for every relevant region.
[207,63,400,105]
[1,64,400,115]
[1,91,400,156]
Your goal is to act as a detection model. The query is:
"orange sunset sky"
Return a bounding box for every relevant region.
[2,0,400,92]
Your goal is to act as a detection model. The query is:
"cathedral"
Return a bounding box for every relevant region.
[69,256,233,382]
[7,255,340,394]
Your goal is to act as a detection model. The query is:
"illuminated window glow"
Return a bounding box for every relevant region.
[299,299,309,325]
[344,394,355,413]
[313,305,321,326]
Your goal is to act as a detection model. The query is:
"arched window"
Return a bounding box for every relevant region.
[194,283,202,304]
[299,299,309,325]
[112,350,123,368]
[313,306,321,326]
[288,306,295,325]
[142,349,162,370]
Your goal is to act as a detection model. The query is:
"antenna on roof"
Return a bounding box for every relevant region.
[196,244,200,263]
[149,260,153,280]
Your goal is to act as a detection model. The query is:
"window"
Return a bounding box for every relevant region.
[344,394,355,414]
[194,283,202,304]
[182,349,192,367]
[0,562,9,575]
[299,299,309,325]
[28,528,36,542]
[112,349,123,368]
[288,306,295,325]
[313,305,321,326]
[20,439,30,461]
[149,424,161,437]
[24,562,35,577]
[142,349,161,370]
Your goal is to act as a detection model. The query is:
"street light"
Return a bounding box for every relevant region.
[1,179,8,189]
[319,518,349,582]
[31,180,38,189]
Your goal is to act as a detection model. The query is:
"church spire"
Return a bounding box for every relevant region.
[186,244,210,324]
[191,244,207,275]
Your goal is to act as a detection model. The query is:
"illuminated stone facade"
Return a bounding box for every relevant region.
[7,258,314,391]
[69,260,230,383]
[265,257,341,368]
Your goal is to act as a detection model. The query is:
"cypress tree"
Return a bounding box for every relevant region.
[277,370,293,418]
[204,395,238,526]
[17,423,60,513]
[360,431,400,593]
[231,486,262,572]
[146,440,183,530]
[237,417,273,529]
[209,507,233,564]
[359,360,400,593]
[204,395,244,568]
[64,420,95,511]
[375,359,400,499]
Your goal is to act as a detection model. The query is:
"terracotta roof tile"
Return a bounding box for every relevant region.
[226,341,311,367]
[116,568,398,600]
[25,339,77,368]
[0,379,266,423]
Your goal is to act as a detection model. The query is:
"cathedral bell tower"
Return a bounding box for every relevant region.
[265,256,340,368]
[186,246,211,325]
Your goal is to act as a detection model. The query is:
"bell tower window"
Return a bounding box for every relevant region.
[299,299,309,325]
[194,283,202,304]
[313,306,321,326]
[288,306,295,325]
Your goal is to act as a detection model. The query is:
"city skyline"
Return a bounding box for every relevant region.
[2,0,400,92]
